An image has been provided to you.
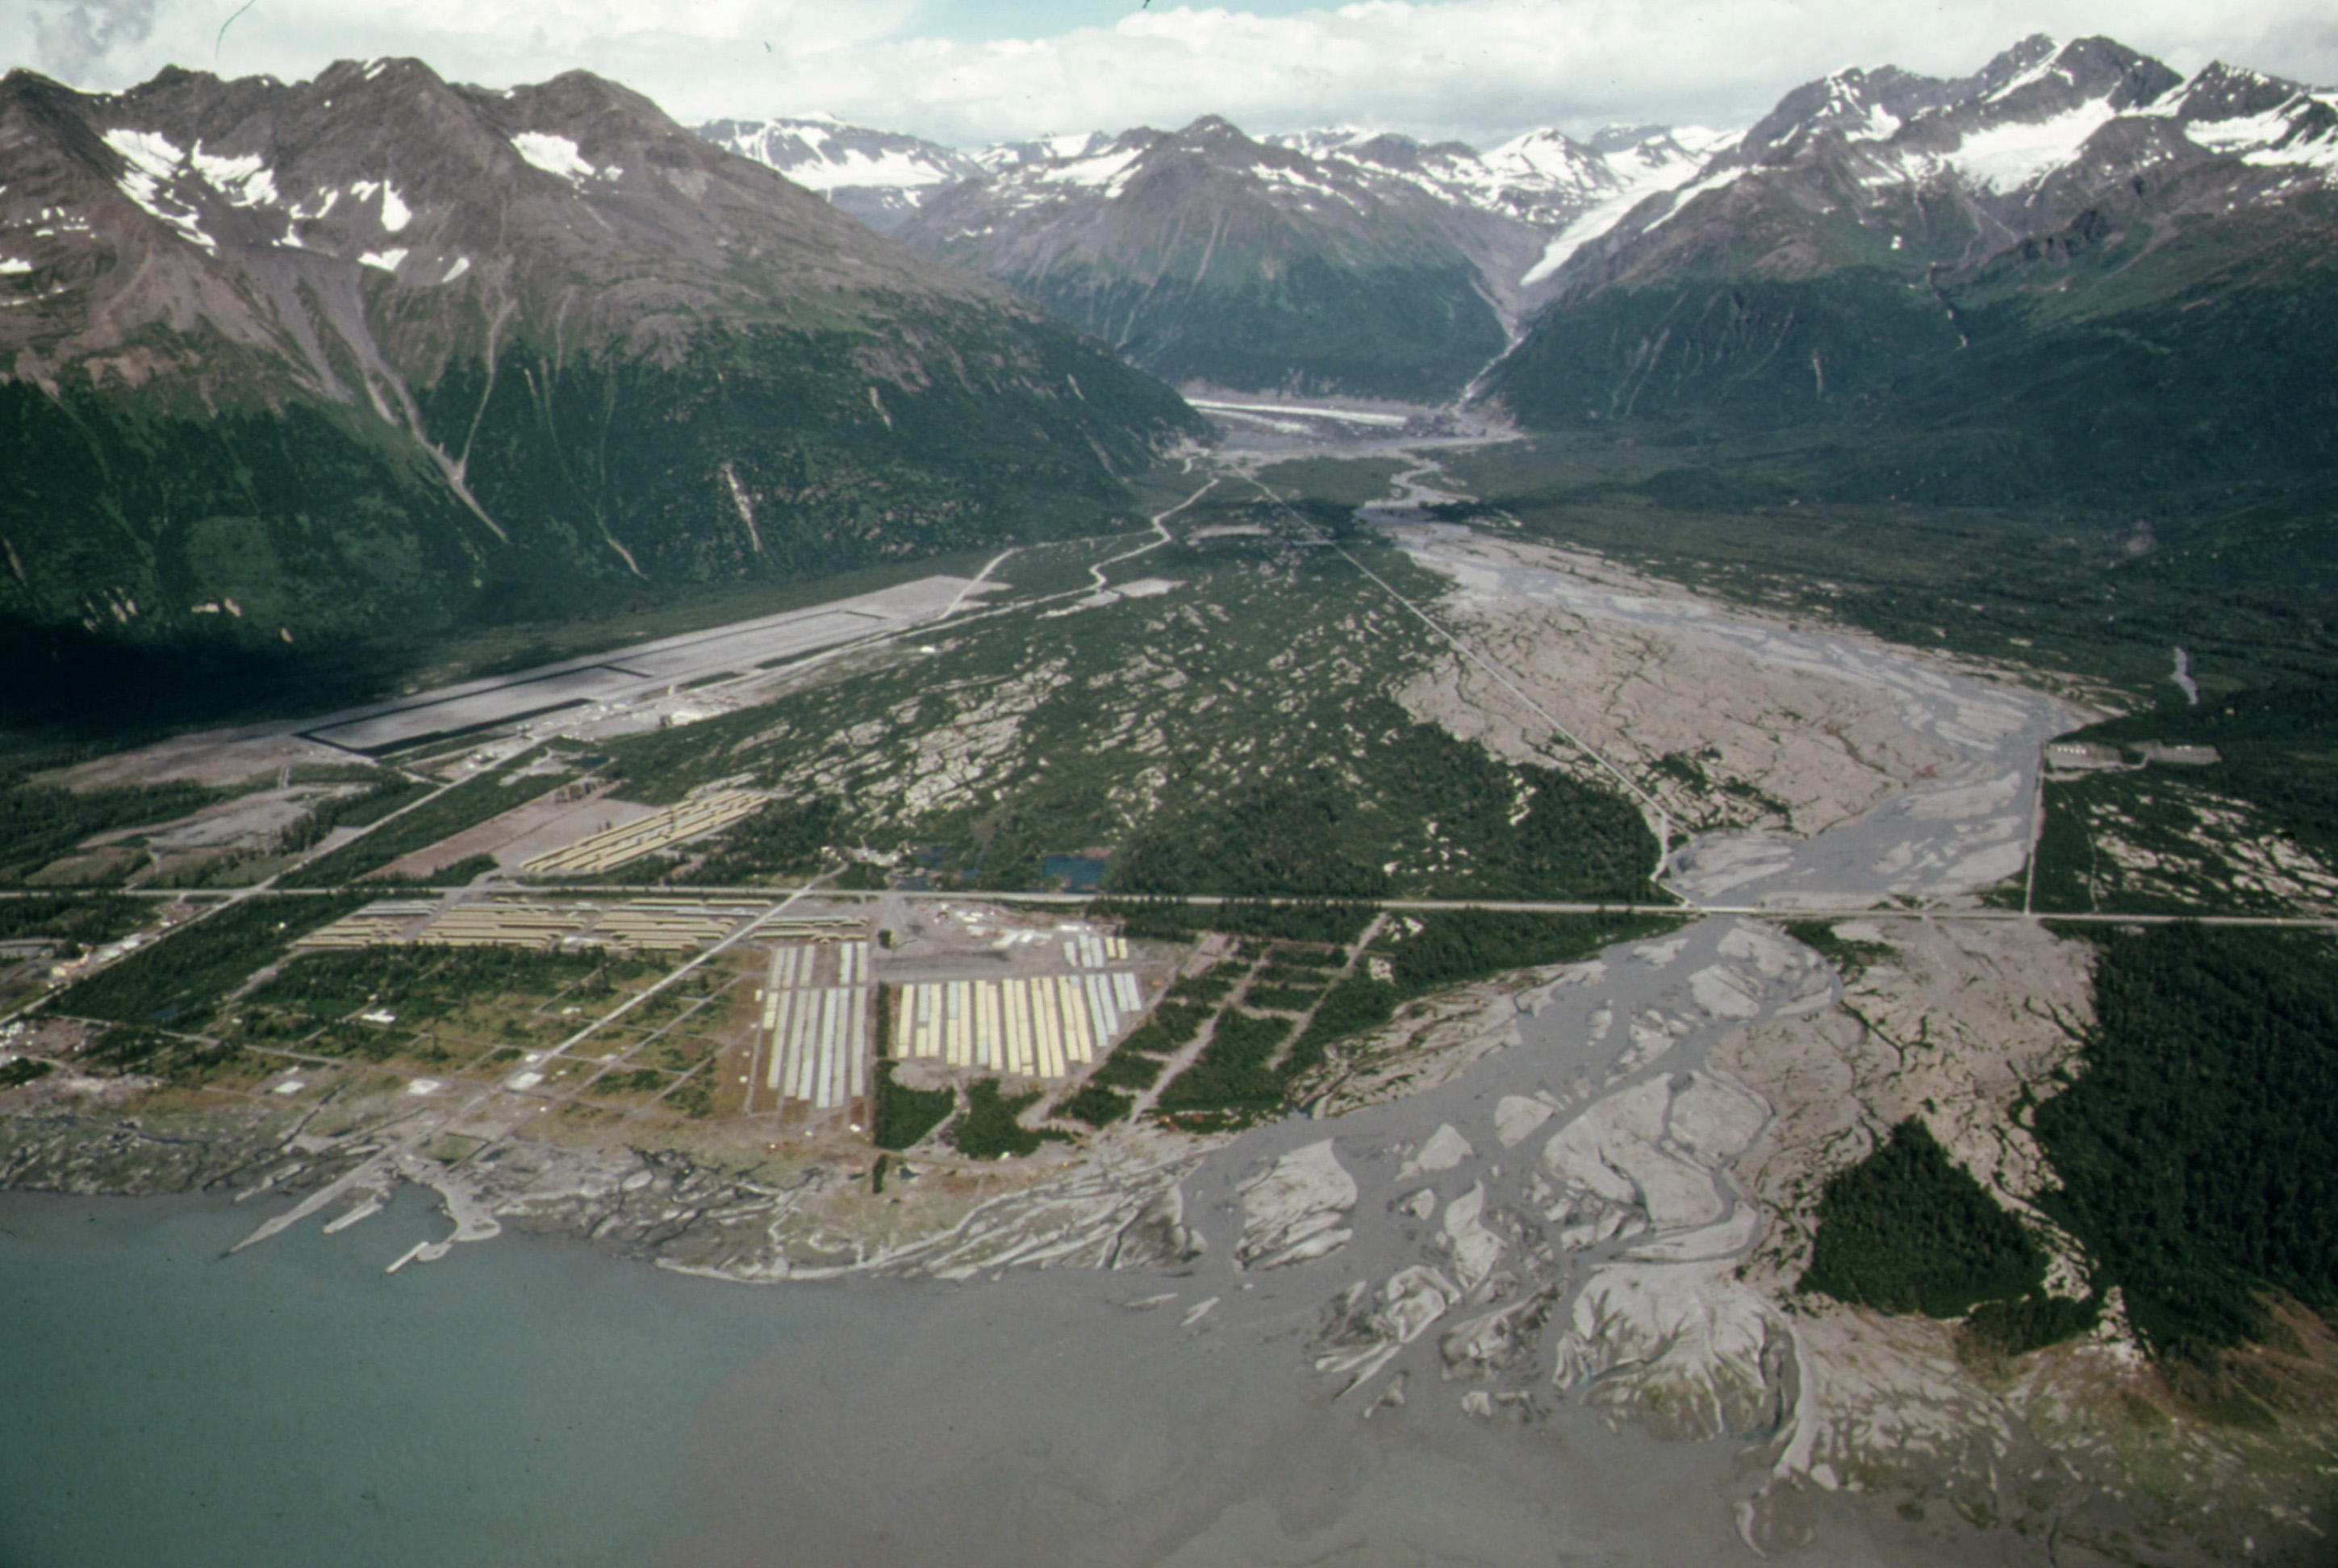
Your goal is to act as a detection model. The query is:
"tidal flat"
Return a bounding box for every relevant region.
[3,1186,2000,1568]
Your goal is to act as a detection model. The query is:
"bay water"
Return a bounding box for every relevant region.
[0,1189,849,1568]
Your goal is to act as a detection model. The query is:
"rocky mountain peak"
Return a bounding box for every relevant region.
[2173,60,2311,122]
[1734,62,1974,163]
[0,58,1003,407]
[1163,115,1279,170]
[1338,131,1432,171]
[1505,29,2338,324]
[1971,33,2063,96]
[1984,35,2181,115]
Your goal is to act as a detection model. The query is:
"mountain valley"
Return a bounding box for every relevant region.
[2,30,2336,1568]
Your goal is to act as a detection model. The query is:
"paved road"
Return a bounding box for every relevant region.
[16,882,2336,930]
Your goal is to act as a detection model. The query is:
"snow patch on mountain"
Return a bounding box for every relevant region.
[102,128,215,253]
[977,131,1115,173]
[1981,56,2056,104]
[696,116,987,227]
[513,131,598,184]
[190,148,278,207]
[1265,126,1374,159]
[105,127,185,186]
[2257,125,2338,174]
[1813,73,1906,141]
[349,179,413,230]
[1521,128,1734,285]
[1945,98,2123,190]
[1032,143,1150,195]
[789,146,965,194]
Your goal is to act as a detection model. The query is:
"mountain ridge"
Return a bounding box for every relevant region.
[0,57,1202,715]
[1478,31,2338,503]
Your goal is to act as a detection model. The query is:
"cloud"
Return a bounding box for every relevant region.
[714,0,2338,144]
[26,0,159,82]
[6,0,2336,148]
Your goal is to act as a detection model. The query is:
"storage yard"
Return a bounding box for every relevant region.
[282,894,1163,1128]
[520,790,767,877]
[750,938,873,1114]
[890,934,1142,1076]
[296,895,777,953]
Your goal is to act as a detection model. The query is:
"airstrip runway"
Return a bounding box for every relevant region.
[299,577,993,754]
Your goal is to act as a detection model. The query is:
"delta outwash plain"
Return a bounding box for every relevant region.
[3,452,2332,1568]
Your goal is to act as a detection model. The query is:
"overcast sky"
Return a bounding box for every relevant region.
[8,0,2336,149]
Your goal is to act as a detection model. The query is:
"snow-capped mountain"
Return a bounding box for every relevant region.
[686,99,1757,402]
[0,61,1199,668]
[1516,124,1737,282]
[1546,34,2338,298]
[895,115,1561,402]
[1482,35,2338,506]
[693,115,984,231]
[889,114,1747,401]
[1258,121,1727,232]
[975,131,1117,175]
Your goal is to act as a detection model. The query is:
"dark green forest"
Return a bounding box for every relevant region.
[1108,719,1661,903]
[52,892,372,1027]
[1801,924,2338,1365]
[2033,684,2338,915]
[870,1060,954,1151]
[240,945,625,1023]
[2033,924,2338,1357]
[946,1078,1049,1160]
[0,891,153,949]
[1799,1118,2048,1319]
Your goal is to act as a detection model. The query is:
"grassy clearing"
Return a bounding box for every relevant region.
[0,780,227,885]
[239,946,644,1025]
[1255,454,1413,509]
[81,1025,254,1085]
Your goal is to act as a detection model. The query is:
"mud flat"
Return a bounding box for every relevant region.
[1378,521,2083,906]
